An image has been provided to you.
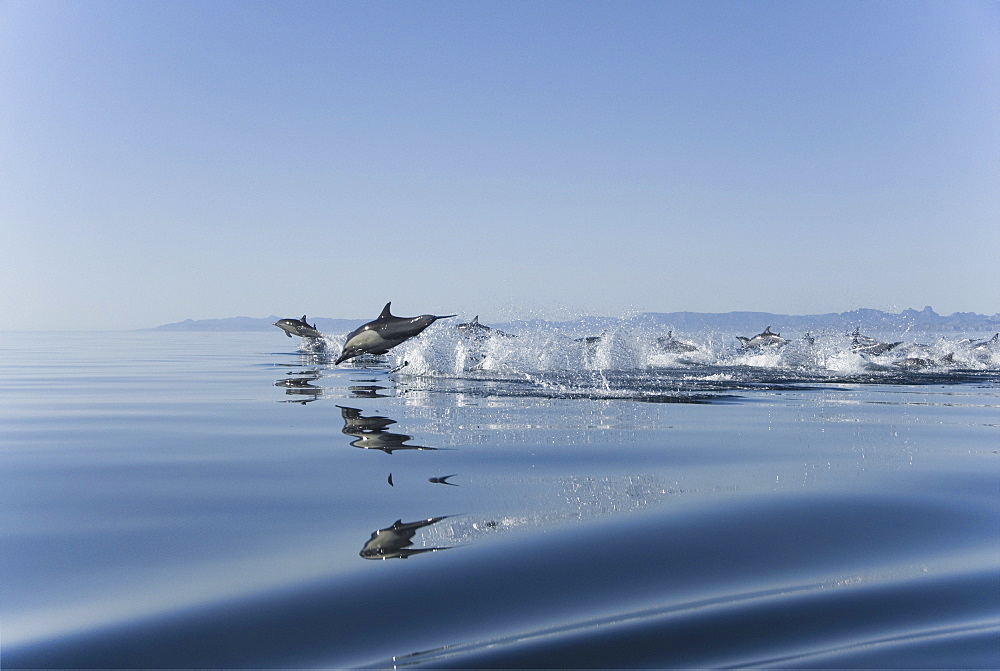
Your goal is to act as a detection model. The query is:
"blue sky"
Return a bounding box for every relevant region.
[1,1,997,330]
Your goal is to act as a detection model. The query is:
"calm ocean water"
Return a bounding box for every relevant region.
[2,325,998,668]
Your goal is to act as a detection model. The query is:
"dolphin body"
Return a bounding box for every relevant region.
[456,316,516,339]
[274,315,323,339]
[850,329,902,356]
[335,302,456,365]
[962,333,999,350]
[891,352,955,370]
[736,326,787,349]
[656,331,698,353]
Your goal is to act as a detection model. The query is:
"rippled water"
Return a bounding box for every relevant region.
[2,328,998,668]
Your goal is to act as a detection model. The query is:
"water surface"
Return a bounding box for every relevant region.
[2,327,997,667]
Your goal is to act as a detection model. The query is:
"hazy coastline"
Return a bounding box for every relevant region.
[150,306,1000,334]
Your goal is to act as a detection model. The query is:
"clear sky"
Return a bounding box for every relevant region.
[1,1,998,330]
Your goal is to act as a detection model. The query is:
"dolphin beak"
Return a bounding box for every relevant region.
[435,315,458,320]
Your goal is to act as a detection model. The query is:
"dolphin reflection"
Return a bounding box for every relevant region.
[274,375,323,403]
[348,385,391,399]
[360,516,452,559]
[337,406,437,454]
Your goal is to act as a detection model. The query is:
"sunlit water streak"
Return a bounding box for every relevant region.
[1,325,997,668]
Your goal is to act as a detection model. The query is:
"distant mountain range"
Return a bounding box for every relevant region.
[151,307,1000,334]
[151,316,365,333]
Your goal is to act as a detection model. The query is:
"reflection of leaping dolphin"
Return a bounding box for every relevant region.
[348,385,391,399]
[345,431,435,454]
[736,327,787,349]
[337,405,436,454]
[335,303,456,365]
[337,405,396,432]
[359,517,451,559]
[274,315,322,339]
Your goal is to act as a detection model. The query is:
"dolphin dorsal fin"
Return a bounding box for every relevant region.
[472,316,479,325]
[378,303,394,320]
[301,315,308,323]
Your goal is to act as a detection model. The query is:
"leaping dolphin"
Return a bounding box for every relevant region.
[850,328,902,356]
[456,316,516,339]
[274,315,322,339]
[736,326,787,349]
[656,331,698,353]
[335,302,456,365]
[962,333,999,350]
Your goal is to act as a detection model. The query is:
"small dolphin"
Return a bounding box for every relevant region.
[274,315,323,339]
[736,326,787,349]
[656,331,698,353]
[572,333,608,355]
[457,316,515,339]
[850,329,902,356]
[892,353,954,370]
[962,333,999,350]
[335,302,456,365]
